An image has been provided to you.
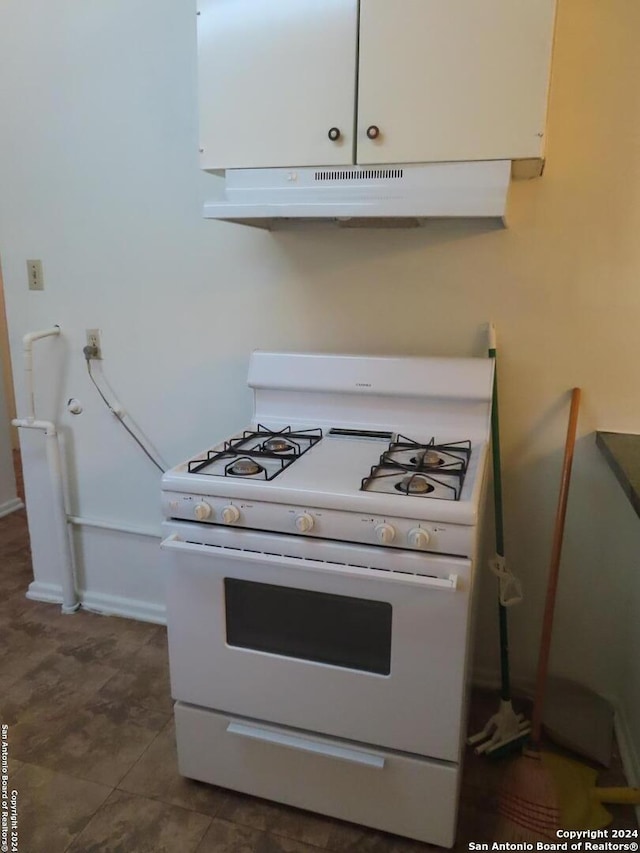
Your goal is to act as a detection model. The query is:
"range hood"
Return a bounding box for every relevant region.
[203,160,513,229]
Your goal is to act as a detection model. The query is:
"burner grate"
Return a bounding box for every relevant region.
[361,436,471,500]
[187,425,322,480]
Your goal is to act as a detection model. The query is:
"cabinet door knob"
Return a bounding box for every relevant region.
[366,125,380,140]
[328,127,341,141]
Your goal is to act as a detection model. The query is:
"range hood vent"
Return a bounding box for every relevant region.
[203,161,511,229]
[314,168,405,182]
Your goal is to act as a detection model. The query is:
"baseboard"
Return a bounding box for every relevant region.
[26,580,64,604]
[81,590,166,625]
[0,497,24,518]
[26,581,167,625]
[613,701,640,825]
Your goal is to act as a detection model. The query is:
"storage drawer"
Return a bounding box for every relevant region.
[174,702,460,847]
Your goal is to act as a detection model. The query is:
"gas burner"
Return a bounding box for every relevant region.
[228,458,264,477]
[411,450,445,468]
[263,438,294,453]
[385,435,470,474]
[395,475,435,495]
[361,464,463,500]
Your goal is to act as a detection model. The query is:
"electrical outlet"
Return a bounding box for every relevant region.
[85,329,102,359]
[27,259,44,291]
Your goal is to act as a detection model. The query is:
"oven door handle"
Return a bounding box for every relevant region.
[226,720,385,769]
[161,534,458,591]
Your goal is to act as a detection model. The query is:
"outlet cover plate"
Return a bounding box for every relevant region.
[27,259,44,291]
[85,328,102,359]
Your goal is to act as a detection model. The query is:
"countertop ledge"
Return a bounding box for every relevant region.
[596,431,640,519]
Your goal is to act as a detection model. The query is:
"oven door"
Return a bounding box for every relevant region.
[161,521,474,761]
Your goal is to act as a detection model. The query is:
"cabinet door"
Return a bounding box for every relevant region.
[357,0,556,165]
[198,0,358,170]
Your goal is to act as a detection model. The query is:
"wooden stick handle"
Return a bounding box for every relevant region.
[593,788,640,805]
[531,388,581,746]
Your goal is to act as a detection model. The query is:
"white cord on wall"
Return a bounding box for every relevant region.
[83,346,167,473]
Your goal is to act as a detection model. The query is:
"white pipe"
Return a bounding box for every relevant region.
[12,326,79,614]
[44,428,79,613]
[12,418,57,432]
[22,326,60,422]
[67,516,159,539]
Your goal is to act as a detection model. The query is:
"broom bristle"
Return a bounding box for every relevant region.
[495,752,561,841]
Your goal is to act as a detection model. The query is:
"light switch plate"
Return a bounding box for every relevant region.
[27,259,44,291]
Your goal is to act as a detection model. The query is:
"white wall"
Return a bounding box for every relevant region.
[0,0,639,769]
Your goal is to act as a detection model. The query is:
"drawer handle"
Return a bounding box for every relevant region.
[366,125,380,140]
[328,127,341,141]
[227,721,385,769]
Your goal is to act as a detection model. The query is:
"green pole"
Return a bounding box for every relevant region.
[489,342,510,703]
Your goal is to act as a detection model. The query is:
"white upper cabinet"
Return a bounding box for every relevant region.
[197,0,359,170]
[357,0,557,165]
[197,0,557,171]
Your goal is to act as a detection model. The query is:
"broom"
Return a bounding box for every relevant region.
[495,387,581,841]
[542,751,640,830]
[468,324,530,756]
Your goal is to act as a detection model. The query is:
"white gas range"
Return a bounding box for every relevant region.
[161,351,494,848]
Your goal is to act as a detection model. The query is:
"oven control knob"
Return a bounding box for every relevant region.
[408,528,430,549]
[193,502,212,521]
[375,523,396,545]
[295,513,314,533]
[221,504,240,524]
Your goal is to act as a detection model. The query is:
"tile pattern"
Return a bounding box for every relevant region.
[119,719,227,816]
[9,763,112,853]
[66,789,211,853]
[0,502,637,852]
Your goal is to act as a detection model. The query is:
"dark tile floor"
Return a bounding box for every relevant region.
[1,484,637,851]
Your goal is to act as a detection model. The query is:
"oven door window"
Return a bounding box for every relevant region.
[224,579,392,675]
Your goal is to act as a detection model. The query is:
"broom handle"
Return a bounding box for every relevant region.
[531,388,581,747]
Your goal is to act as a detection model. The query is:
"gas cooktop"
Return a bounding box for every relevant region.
[185,425,471,502]
[163,425,487,527]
